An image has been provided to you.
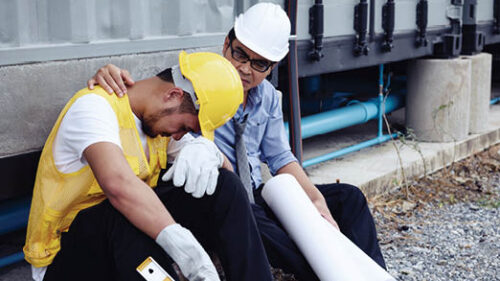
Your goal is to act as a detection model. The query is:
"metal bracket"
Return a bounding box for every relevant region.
[354,0,369,56]
[462,0,477,25]
[447,5,462,22]
[462,0,484,55]
[416,0,428,47]
[434,1,463,57]
[309,1,324,61]
[382,0,395,52]
[447,0,463,34]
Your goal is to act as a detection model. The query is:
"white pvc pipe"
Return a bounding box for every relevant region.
[262,174,395,281]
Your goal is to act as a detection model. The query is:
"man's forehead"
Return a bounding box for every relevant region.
[232,39,269,61]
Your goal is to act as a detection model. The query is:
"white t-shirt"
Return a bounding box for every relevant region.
[52,94,122,173]
[32,94,192,281]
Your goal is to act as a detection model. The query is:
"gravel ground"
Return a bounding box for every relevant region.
[372,144,500,281]
[377,203,500,281]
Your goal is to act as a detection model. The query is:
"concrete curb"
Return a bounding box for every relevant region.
[305,105,500,198]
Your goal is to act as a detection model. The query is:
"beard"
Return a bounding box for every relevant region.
[141,115,159,138]
[141,105,179,138]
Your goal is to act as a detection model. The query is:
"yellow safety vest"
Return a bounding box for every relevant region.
[23,87,168,267]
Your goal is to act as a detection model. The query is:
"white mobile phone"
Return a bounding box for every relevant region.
[136,256,174,281]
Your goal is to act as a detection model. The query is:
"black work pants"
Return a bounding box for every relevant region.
[252,182,386,281]
[44,169,272,281]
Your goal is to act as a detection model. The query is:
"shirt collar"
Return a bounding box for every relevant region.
[246,83,263,107]
[234,82,264,122]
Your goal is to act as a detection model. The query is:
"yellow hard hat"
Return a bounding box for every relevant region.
[178,51,243,141]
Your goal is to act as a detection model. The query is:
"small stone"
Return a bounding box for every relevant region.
[398,225,410,232]
[437,260,447,266]
[454,176,468,184]
[413,261,424,270]
[401,201,417,212]
[400,268,414,276]
[469,204,480,211]
[460,243,472,249]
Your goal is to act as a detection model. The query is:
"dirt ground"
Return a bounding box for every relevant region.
[370,143,500,232]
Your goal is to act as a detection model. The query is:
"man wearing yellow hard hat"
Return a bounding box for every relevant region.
[24,51,273,281]
[88,2,386,280]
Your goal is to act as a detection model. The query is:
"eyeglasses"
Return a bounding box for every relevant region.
[228,40,275,73]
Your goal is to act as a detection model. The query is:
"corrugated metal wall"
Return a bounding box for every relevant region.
[296,0,457,40]
[0,0,283,66]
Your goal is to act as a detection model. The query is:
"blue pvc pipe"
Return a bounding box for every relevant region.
[285,93,404,139]
[303,133,398,167]
[0,197,31,235]
[0,252,24,268]
[299,64,402,167]
[491,97,500,105]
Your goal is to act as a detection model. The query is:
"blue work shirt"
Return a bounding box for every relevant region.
[214,79,298,188]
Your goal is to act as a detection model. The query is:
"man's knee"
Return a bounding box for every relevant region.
[214,169,250,203]
[320,183,368,211]
[341,184,368,205]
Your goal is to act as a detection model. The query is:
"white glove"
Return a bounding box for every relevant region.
[156,224,220,281]
[162,136,224,198]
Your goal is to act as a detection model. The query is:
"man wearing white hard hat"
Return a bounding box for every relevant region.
[88,2,386,280]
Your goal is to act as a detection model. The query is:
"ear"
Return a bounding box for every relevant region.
[163,87,184,103]
[223,36,230,54]
[263,62,278,77]
[269,62,278,72]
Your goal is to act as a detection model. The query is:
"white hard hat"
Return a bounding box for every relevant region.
[234,2,291,62]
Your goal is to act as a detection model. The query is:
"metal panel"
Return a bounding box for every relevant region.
[423,0,451,29]
[0,0,279,66]
[297,0,360,40]
[372,0,452,34]
[373,0,419,34]
[294,0,463,76]
[297,0,453,41]
[476,0,495,23]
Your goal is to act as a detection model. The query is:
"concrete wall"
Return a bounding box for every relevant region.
[0,46,221,158]
[0,0,287,158]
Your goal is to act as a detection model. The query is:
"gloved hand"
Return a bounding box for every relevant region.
[156,224,220,281]
[162,137,223,198]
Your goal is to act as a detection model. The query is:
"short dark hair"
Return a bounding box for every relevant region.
[156,67,173,83]
[227,28,236,42]
[178,92,197,115]
[156,68,197,115]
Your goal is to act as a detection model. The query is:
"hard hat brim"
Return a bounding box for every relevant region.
[200,127,215,141]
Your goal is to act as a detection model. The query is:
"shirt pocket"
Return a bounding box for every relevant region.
[245,119,266,154]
